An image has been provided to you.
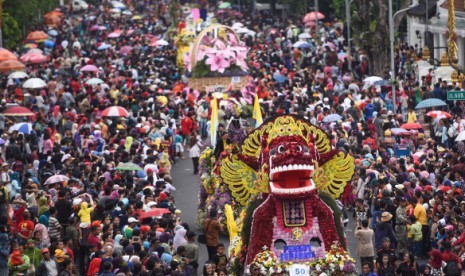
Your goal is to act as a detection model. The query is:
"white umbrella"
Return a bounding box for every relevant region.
[8,71,28,79]
[246,30,257,36]
[122,10,132,15]
[456,130,465,141]
[236,28,251,34]
[155,39,169,46]
[86,78,104,85]
[298,33,311,39]
[22,78,47,89]
[110,8,121,13]
[363,76,383,84]
[111,1,126,8]
[231,22,244,30]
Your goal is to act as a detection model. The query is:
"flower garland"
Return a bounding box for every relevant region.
[251,246,287,275]
[307,243,357,275]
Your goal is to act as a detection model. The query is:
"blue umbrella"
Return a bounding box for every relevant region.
[273,74,288,83]
[98,44,111,50]
[415,98,447,109]
[374,79,391,86]
[323,114,343,123]
[9,123,32,134]
[44,40,55,48]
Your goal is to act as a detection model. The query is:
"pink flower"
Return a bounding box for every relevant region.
[205,52,230,73]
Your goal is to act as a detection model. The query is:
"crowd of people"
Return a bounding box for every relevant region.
[1,0,465,275]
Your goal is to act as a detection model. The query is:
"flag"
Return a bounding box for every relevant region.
[210,97,219,148]
[253,94,263,128]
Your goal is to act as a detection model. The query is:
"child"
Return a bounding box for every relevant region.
[9,244,23,266]
[213,243,228,271]
[409,215,423,257]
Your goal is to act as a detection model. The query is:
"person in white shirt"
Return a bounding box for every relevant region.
[189,140,201,175]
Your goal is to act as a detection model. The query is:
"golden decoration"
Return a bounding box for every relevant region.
[313,152,355,198]
[447,0,458,63]
[441,52,449,66]
[220,155,262,205]
[452,70,459,83]
[422,47,430,60]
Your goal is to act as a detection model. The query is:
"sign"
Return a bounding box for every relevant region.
[232,76,241,83]
[289,264,310,276]
[447,90,465,101]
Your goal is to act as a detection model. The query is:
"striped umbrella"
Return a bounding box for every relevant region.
[426,110,451,118]
[9,123,33,134]
[45,174,69,185]
[101,106,129,117]
[415,98,447,109]
[116,162,143,171]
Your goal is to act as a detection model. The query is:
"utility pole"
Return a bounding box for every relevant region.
[315,0,319,39]
[389,0,396,111]
[345,0,352,73]
[0,0,3,48]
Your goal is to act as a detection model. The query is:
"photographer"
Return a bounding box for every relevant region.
[355,219,375,271]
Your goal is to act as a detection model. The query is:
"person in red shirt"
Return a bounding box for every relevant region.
[362,131,378,151]
[87,225,102,251]
[441,241,462,269]
[181,113,193,145]
[17,210,35,244]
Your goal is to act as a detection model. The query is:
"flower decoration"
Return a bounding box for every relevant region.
[251,246,286,275]
[307,243,357,275]
[185,28,249,77]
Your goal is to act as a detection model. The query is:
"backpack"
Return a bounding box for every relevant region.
[444,260,460,276]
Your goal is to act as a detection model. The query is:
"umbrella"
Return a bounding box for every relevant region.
[23,78,47,89]
[116,162,143,171]
[293,41,312,48]
[110,8,122,13]
[27,48,43,54]
[132,15,142,20]
[305,21,316,27]
[26,31,49,42]
[236,28,251,34]
[0,60,26,72]
[415,98,447,109]
[108,32,122,38]
[374,79,391,86]
[273,74,288,83]
[303,11,325,22]
[20,52,48,64]
[111,1,126,8]
[155,39,169,46]
[9,123,32,134]
[363,76,383,87]
[80,65,99,72]
[24,43,38,49]
[427,110,451,119]
[338,52,348,61]
[86,78,104,85]
[97,44,111,50]
[138,208,171,219]
[122,10,132,15]
[401,122,423,130]
[455,130,465,141]
[298,33,311,39]
[44,40,55,48]
[389,128,410,135]
[48,30,58,36]
[323,42,336,49]
[4,106,34,116]
[0,48,17,62]
[119,45,133,55]
[8,71,28,79]
[231,22,244,29]
[323,114,343,123]
[218,2,231,9]
[102,106,129,117]
[44,175,69,185]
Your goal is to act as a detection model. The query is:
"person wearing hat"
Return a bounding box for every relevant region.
[375,212,397,250]
[124,217,139,239]
[24,238,42,270]
[36,248,59,276]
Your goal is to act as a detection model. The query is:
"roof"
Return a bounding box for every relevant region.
[407,0,437,16]
[441,0,464,10]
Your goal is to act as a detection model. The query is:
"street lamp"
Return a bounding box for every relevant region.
[345,0,353,74]
[389,1,416,112]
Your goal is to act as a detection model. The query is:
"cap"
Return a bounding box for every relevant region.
[128,217,139,223]
[147,168,154,173]
[41,248,49,254]
[91,220,102,228]
[27,239,34,244]
[55,249,65,262]
[424,185,433,191]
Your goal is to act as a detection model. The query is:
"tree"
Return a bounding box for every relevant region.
[2,12,22,49]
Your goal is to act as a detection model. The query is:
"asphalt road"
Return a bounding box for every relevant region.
[172,157,360,271]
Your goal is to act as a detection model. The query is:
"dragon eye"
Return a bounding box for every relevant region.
[303,146,310,153]
[296,145,302,152]
[278,145,285,153]
[270,148,277,156]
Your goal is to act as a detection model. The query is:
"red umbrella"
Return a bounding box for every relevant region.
[20,52,48,64]
[0,60,25,72]
[119,45,133,55]
[401,122,423,130]
[4,106,34,116]
[26,31,49,42]
[101,106,129,117]
[0,48,17,62]
[80,64,99,72]
[427,110,451,119]
[137,208,171,219]
[303,12,325,22]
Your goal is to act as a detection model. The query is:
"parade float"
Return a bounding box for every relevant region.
[185,24,249,92]
[199,115,357,275]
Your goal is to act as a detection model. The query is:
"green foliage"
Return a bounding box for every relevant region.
[319,190,347,250]
[330,0,346,20]
[2,13,21,49]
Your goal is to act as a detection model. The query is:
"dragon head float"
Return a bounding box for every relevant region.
[219,115,355,268]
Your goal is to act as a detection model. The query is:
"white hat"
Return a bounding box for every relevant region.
[323,97,329,102]
[113,185,120,190]
[147,202,157,208]
[128,217,139,223]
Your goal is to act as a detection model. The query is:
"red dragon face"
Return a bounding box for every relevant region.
[267,135,316,195]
